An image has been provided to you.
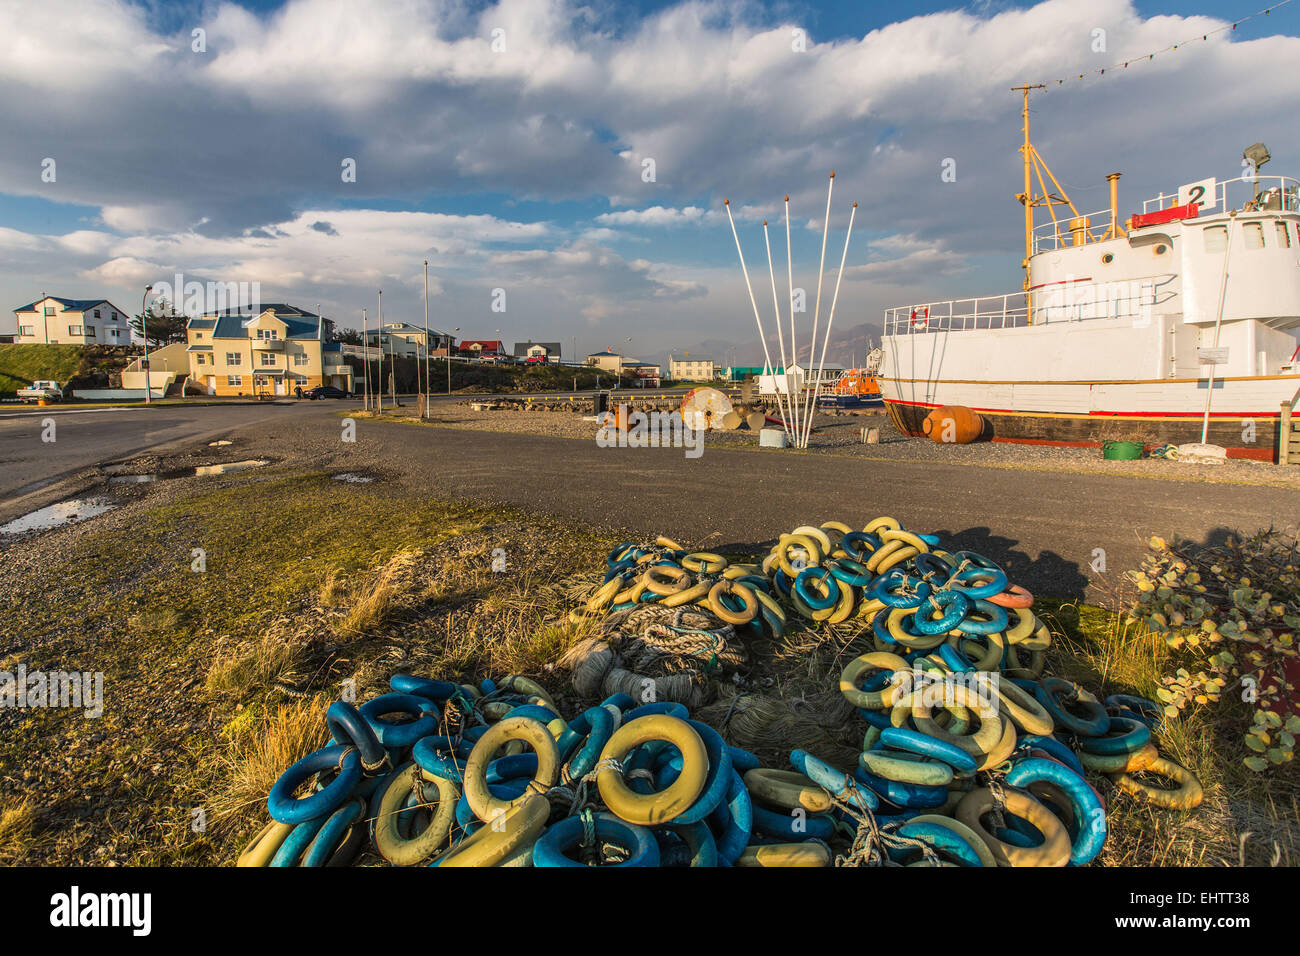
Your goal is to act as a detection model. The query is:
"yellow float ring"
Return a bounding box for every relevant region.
[236,819,295,867]
[1003,606,1038,645]
[839,651,909,709]
[1015,619,1053,652]
[707,579,758,625]
[905,814,999,868]
[682,552,727,574]
[737,841,831,867]
[585,577,621,612]
[880,528,930,553]
[874,545,920,575]
[946,631,1005,672]
[753,588,786,626]
[660,580,711,608]
[373,764,460,865]
[645,565,691,596]
[1111,757,1203,811]
[597,715,707,825]
[791,525,834,555]
[956,788,1072,867]
[987,675,1054,736]
[777,534,823,577]
[1079,740,1158,774]
[437,792,550,867]
[463,716,561,822]
[743,768,833,812]
[863,516,901,534]
[885,607,947,651]
[655,535,684,551]
[911,682,1004,759]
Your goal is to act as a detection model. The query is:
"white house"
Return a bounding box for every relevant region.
[12,296,133,345]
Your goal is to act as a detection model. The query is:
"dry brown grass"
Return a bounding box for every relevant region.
[208,697,330,831]
[205,633,307,698]
[337,550,421,636]
[0,798,37,863]
[319,568,348,608]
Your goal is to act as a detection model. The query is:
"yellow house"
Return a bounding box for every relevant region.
[185,304,354,397]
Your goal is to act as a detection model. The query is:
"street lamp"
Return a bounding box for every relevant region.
[141,284,155,404]
[447,327,460,394]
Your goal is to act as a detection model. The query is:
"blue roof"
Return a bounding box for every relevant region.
[14,296,123,314]
[203,304,331,340]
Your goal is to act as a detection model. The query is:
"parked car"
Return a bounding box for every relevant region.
[524,355,548,364]
[17,380,63,403]
[306,385,350,400]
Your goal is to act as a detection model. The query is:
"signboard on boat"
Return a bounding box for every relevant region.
[1197,346,1229,365]
[1178,177,1216,212]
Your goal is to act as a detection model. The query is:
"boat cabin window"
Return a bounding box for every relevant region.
[1243,222,1265,250]
[1277,222,1293,248]
[1203,225,1227,253]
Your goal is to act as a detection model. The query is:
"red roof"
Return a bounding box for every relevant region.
[459,340,504,350]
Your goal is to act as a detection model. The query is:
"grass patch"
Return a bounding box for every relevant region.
[0,343,84,395]
[0,798,38,863]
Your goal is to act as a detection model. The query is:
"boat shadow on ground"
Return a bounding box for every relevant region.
[930,526,1091,602]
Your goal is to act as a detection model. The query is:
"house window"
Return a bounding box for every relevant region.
[294,352,308,366]
[19,325,33,335]
[1244,222,1265,250]
[94,309,101,318]
[108,329,119,339]
[111,312,118,321]
[258,328,278,340]
[85,327,96,338]
[1277,222,1292,248]
[68,325,83,335]
[225,352,241,365]
[227,375,242,386]
[44,306,55,316]
[260,352,276,366]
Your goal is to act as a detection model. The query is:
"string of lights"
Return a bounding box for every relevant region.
[1040,0,1293,87]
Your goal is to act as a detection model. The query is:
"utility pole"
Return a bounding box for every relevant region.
[141,285,154,404]
[376,291,384,413]
[423,260,431,418]
[361,308,370,410]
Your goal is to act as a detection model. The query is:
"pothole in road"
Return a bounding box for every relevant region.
[332,472,375,483]
[102,459,272,483]
[194,459,269,476]
[0,497,118,536]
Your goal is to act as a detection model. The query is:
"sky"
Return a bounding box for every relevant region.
[1,0,1297,365]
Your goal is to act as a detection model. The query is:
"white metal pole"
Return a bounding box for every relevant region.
[376,291,384,413]
[801,172,835,446]
[361,308,370,410]
[762,220,796,441]
[423,260,431,418]
[724,200,784,439]
[804,201,858,448]
[1201,213,1236,445]
[784,197,801,442]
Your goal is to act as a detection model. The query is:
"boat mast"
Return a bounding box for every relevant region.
[1013,84,1044,322]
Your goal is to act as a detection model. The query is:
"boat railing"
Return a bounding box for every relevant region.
[883,274,1175,335]
[1031,205,1116,253]
[1141,175,1300,217]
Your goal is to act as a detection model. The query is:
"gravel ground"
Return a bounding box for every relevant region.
[374,400,1300,488]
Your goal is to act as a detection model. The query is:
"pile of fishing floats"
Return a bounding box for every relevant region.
[240,518,1201,867]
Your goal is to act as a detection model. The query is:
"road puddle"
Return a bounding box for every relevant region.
[194,459,269,476]
[1,497,117,536]
[332,472,374,483]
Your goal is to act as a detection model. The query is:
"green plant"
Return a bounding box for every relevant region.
[1129,531,1300,771]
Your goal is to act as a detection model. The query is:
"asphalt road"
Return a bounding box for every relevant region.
[3,400,1297,604]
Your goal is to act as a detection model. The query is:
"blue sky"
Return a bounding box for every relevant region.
[2,0,1297,363]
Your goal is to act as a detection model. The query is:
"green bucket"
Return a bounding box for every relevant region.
[1102,440,1144,460]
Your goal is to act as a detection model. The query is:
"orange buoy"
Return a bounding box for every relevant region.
[922,405,985,444]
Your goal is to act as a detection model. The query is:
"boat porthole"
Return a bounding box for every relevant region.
[1154,244,1168,255]
[1101,253,1114,264]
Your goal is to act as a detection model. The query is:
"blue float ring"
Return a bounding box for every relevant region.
[659,720,731,825]
[948,564,1009,600]
[794,567,840,611]
[910,590,970,635]
[300,796,366,867]
[708,769,752,867]
[1077,716,1151,756]
[270,816,326,866]
[790,748,878,811]
[852,764,949,809]
[1035,679,1110,737]
[358,693,441,748]
[666,820,718,867]
[870,571,932,609]
[412,737,466,782]
[557,705,615,780]
[268,745,362,824]
[727,745,762,774]
[1005,756,1107,866]
[841,531,878,560]
[891,821,985,866]
[533,812,660,867]
[828,558,873,587]
[879,727,979,774]
[955,598,1009,635]
[937,642,976,673]
[389,674,460,703]
[1016,734,1087,777]
[325,701,387,771]
[871,607,897,645]
[911,552,954,585]
[624,701,689,721]
[600,692,636,712]
[750,802,837,841]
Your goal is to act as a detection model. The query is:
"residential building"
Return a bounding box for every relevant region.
[184,304,353,397]
[722,365,780,382]
[363,322,456,359]
[586,350,623,372]
[669,355,717,381]
[622,360,661,388]
[11,296,132,345]
[458,339,507,359]
[512,340,562,362]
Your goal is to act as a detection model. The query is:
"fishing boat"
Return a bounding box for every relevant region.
[877,88,1300,460]
[817,359,884,409]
